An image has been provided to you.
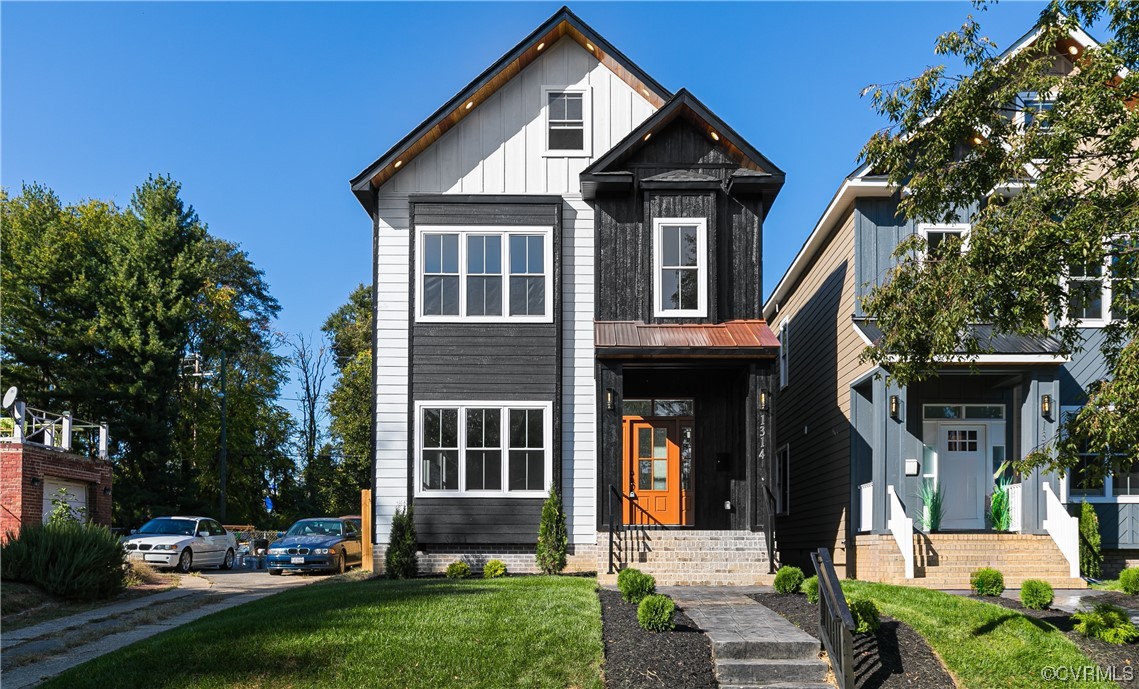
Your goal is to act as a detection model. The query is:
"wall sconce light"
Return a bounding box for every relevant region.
[103,487,112,496]
[606,388,617,412]
[759,389,769,412]
[1041,394,1052,418]
[30,476,41,486]
[889,395,901,421]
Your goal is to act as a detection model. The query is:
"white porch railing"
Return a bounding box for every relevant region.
[886,485,914,579]
[1008,483,1023,533]
[1042,483,1079,578]
[0,402,108,460]
[858,482,873,533]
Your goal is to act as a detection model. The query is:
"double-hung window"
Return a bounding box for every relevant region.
[918,223,970,261]
[653,218,707,317]
[1018,92,1055,131]
[1061,406,1138,501]
[418,226,552,322]
[417,402,551,497]
[543,86,591,156]
[1063,236,1139,326]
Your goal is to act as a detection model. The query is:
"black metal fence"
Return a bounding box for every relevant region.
[811,547,856,689]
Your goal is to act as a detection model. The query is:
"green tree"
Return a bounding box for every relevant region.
[322,284,373,515]
[535,486,568,574]
[858,2,1139,476]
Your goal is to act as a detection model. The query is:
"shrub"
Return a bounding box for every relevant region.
[0,521,124,600]
[617,567,656,603]
[445,561,470,579]
[1080,501,1103,579]
[970,568,1005,596]
[918,478,944,532]
[1073,603,1139,644]
[990,477,1012,532]
[774,565,805,594]
[637,594,676,632]
[803,575,819,604]
[1120,567,1139,595]
[1020,579,1054,610]
[848,597,881,634]
[535,486,568,574]
[384,505,418,579]
[483,559,507,579]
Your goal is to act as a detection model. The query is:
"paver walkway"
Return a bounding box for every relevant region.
[2,568,320,689]
[661,586,830,689]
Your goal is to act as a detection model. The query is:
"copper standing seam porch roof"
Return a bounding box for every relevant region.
[594,320,780,359]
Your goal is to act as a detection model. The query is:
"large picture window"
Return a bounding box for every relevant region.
[417,402,551,496]
[652,218,707,317]
[417,226,552,322]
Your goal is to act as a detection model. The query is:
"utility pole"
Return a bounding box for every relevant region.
[219,350,228,522]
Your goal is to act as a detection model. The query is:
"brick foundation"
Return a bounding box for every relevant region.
[0,442,113,540]
[370,541,601,576]
[1102,549,1139,579]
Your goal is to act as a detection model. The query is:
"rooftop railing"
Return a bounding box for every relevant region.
[0,401,109,460]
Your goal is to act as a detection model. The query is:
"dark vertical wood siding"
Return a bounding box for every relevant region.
[407,197,562,544]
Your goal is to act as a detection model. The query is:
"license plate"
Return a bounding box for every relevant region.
[291,556,305,564]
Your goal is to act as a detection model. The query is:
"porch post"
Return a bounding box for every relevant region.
[871,375,889,533]
[1021,372,1059,535]
[595,362,624,531]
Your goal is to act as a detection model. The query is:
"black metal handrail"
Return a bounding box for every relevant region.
[811,548,856,689]
[607,484,667,574]
[763,484,779,574]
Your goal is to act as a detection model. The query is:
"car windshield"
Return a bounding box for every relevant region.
[138,518,197,536]
[285,520,343,537]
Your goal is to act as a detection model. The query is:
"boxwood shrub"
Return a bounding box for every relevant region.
[970,567,1005,596]
[483,559,507,579]
[445,561,470,579]
[637,594,676,632]
[774,565,805,594]
[1120,567,1139,595]
[848,597,881,634]
[617,567,656,604]
[803,575,819,604]
[1020,579,1054,610]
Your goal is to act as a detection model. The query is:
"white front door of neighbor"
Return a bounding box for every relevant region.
[42,478,89,523]
[937,425,987,530]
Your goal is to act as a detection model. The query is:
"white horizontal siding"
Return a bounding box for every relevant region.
[386,38,655,197]
[373,195,410,545]
[562,196,596,544]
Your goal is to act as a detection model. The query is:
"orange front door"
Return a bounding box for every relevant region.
[621,417,694,526]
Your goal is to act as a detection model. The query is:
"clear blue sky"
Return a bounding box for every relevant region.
[3,1,1057,396]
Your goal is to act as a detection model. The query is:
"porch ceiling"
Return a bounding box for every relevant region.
[594,320,779,359]
[853,319,1067,363]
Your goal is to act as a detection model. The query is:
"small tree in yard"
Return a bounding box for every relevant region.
[535,486,567,574]
[1080,500,1103,579]
[385,505,418,579]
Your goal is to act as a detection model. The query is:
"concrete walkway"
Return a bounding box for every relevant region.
[2,568,320,689]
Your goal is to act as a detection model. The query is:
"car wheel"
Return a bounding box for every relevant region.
[268,569,282,576]
[220,548,235,570]
[337,550,346,575]
[176,549,193,574]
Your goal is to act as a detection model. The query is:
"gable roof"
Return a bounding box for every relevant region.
[348,6,673,214]
[580,89,785,201]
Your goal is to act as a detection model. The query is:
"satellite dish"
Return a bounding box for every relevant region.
[1,387,17,410]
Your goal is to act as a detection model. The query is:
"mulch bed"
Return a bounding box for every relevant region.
[599,588,717,689]
[751,592,955,689]
[979,595,1137,687]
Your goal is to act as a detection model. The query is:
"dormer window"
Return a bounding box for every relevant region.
[918,223,970,260]
[542,86,591,157]
[653,218,707,317]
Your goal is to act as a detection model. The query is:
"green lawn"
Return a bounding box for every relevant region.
[843,581,1116,689]
[41,576,604,689]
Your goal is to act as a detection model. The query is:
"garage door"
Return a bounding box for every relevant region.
[42,478,89,523]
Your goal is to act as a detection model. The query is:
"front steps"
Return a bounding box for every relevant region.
[856,532,1085,589]
[598,530,772,586]
[665,587,829,689]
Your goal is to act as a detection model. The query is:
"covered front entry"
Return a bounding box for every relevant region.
[622,401,695,526]
[933,424,988,529]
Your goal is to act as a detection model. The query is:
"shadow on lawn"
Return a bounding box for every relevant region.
[970,610,1063,637]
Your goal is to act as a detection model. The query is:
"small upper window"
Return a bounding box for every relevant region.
[543,87,591,157]
[653,218,707,317]
[1017,92,1055,131]
[918,223,969,261]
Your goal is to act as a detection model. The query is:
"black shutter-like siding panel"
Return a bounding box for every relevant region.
[414,497,544,544]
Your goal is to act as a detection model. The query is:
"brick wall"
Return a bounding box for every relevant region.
[0,442,113,540]
[370,542,601,576]
[1102,549,1139,578]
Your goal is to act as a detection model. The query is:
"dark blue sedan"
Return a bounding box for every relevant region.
[266,518,363,575]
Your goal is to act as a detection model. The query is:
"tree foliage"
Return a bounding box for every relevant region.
[1,178,293,526]
[859,2,1139,475]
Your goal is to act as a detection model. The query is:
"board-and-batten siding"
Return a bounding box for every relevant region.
[374,195,411,545]
[387,37,655,197]
[769,209,870,574]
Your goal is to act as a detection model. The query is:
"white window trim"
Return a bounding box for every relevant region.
[1061,254,1114,328]
[775,444,790,516]
[652,217,708,318]
[778,320,789,389]
[917,223,971,259]
[414,400,553,498]
[415,225,553,324]
[1059,405,1139,503]
[541,85,592,158]
[1015,90,1057,129]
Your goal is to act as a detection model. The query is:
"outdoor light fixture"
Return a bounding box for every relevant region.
[606,388,617,412]
[889,394,901,420]
[1068,45,1080,55]
[586,42,595,52]
[30,476,40,486]
[103,487,112,496]
[1041,394,1052,417]
[972,134,984,145]
[465,101,474,110]
[393,160,402,169]
[643,132,652,142]
[759,389,769,412]
[710,130,720,141]
[537,41,546,51]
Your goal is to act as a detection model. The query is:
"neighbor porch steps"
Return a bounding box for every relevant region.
[664,587,829,689]
[598,530,772,586]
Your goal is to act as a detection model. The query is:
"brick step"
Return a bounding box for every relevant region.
[716,658,830,686]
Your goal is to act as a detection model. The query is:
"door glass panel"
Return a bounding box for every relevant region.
[624,400,651,416]
[653,428,667,458]
[653,459,667,490]
[680,426,693,490]
[637,428,651,457]
[654,400,694,417]
[639,460,651,491]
